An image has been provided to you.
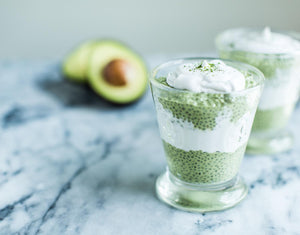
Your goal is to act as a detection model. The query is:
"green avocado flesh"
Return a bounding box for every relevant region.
[88,41,148,104]
[164,141,246,184]
[63,41,97,82]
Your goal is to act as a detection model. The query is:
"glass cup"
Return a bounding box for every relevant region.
[216,28,300,154]
[150,58,264,212]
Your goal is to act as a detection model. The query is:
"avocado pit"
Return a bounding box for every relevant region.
[102,59,132,86]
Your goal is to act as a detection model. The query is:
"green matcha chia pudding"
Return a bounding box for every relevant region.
[150,58,264,212]
[216,27,300,154]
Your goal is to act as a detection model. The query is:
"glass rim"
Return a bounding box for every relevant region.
[215,27,300,58]
[150,57,265,95]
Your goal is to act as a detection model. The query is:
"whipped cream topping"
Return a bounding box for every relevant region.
[166,60,245,93]
[224,27,300,54]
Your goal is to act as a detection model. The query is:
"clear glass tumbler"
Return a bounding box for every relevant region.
[150,58,264,212]
[216,29,300,154]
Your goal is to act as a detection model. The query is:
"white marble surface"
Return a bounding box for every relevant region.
[0,58,299,235]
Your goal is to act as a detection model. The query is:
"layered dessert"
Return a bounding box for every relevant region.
[151,59,262,184]
[216,27,300,137]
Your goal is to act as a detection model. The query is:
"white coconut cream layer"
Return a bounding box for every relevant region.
[258,68,300,110]
[156,102,254,153]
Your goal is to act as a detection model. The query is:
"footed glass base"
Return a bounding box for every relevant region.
[246,130,293,155]
[155,171,248,213]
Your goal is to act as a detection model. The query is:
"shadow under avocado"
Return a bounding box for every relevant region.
[37,74,140,110]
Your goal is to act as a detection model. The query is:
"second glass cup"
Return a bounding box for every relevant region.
[216,28,300,154]
[151,58,264,212]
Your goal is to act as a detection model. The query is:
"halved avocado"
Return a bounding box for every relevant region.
[88,40,148,104]
[63,41,97,82]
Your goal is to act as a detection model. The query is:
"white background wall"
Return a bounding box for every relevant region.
[1,0,300,59]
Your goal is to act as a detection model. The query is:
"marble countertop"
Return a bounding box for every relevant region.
[0,57,299,235]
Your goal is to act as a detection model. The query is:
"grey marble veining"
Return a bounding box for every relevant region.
[0,58,299,235]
